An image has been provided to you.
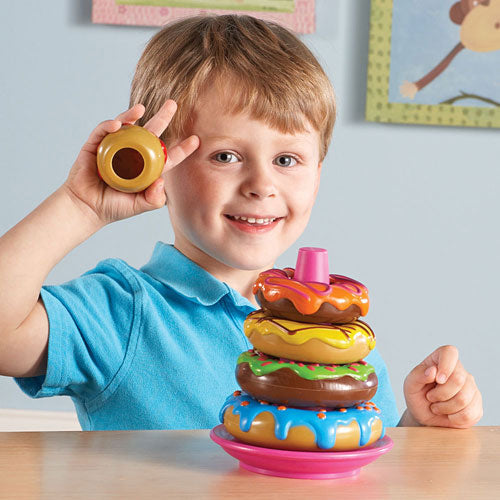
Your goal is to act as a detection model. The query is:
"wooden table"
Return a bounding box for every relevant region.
[0,426,498,499]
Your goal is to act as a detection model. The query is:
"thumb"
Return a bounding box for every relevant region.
[404,363,437,395]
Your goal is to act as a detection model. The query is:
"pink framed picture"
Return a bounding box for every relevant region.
[92,0,316,33]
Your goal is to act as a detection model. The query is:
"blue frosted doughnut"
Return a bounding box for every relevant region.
[220,392,385,451]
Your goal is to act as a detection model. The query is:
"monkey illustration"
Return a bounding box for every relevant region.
[400,0,500,99]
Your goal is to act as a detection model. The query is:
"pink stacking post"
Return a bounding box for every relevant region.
[294,247,330,284]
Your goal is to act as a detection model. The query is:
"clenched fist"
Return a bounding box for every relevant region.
[401,345,483,428]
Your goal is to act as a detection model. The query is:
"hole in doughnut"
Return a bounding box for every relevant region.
[111,148,144,179]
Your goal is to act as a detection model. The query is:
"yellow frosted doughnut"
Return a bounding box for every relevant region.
[243,311,375,364]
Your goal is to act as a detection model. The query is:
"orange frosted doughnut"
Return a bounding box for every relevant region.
[254,268,369,324]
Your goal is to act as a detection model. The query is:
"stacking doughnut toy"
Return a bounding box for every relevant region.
[97,124,167,193]
[219,247,385,452]
[254,269,369,324]
[235,350,378,408]
[243,311,375,364]
[221,392,382,451]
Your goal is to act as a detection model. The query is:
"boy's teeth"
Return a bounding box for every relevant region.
[232,215,276,224]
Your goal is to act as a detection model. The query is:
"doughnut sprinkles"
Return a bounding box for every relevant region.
[221,392,384,451]
[236,350,378,408]
[237,350,376,381]
[244,311,376,364]
[254,268,369,324]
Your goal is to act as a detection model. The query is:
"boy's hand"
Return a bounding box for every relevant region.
[63,100,199,226]
[403,345,483,428]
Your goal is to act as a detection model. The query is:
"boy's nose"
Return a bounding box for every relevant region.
[241,163,277,199]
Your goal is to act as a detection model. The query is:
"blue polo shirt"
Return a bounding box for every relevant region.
[15,242,400,430]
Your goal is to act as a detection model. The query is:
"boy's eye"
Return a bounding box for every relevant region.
[214,152,239,163]
[274,155,297,167]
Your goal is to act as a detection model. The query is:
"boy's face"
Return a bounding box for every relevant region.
[163,85,322,274]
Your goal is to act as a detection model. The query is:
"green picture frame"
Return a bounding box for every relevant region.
[115,0,295,13]
[366,0,500,128]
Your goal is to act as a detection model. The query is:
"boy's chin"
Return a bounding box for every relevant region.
[224,250,278,272]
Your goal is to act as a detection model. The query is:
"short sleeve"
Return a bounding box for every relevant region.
[364,347,401,427]
[15,260,140,404]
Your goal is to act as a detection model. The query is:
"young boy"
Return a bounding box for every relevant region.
[0,15,482,430]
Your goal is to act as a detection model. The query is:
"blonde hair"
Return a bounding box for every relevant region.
[131,15,336,160]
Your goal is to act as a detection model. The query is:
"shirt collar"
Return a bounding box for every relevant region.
[140,242,256,310]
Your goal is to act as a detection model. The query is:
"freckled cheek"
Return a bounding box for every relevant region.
[286,177,319,217]
[164,166,229,220]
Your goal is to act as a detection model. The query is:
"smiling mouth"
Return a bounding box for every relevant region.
[224,215,283,226]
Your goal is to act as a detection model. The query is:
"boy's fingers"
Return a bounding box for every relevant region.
[404,363,437,395]
[81,119,122,152]
[447,390,483,428]
[115,103,146,124]
[431,345,459,385]
[418,345,459,386]
[426,360,467,403]
[144,99,178,137]
[429,373,476,415]
[405,346,460,396]
[141,178,167,210]
[163,135,200,172]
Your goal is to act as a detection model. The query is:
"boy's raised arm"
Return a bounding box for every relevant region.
[0,101,199,377]
[0,186,105,377]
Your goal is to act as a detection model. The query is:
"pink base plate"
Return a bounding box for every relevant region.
[210,424,393,480]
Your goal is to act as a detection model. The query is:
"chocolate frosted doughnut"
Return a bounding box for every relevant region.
[236,350,378,408]
[253,268,369,324]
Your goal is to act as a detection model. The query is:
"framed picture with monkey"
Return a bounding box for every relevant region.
[366,0,500,128]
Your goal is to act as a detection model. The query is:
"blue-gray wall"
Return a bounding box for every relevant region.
[1,0,498,425]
